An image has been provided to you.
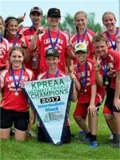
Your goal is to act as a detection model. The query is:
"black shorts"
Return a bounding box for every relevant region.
[105,88,120,113]
[0,107,29,131]
[37,125,71,144]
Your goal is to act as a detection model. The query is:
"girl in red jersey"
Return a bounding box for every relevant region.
[0,16,10,71]
[73,42,102,148]
[102,11,120,52]
[68,11,95,63]
[37,48,79,144]
[92,33,120,148]
[0,46,34,141]
[4,17,22,48]
[102,12,120,141]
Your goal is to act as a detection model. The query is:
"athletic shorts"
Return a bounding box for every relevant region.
[0,107,29,131]
[105,88,120,113]
[73,102,100,118]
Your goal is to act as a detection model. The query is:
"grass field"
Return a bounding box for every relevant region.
[0,102,120,160]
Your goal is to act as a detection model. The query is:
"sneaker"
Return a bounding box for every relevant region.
[27,130,37,137]
[10,128,15,136]
[79,130,85,136]
[75,130,85,138]
[109,134,113,140]
[80,136,90,142]
[89,141,98,148]
[115,143,120,148]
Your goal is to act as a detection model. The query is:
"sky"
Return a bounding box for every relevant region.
[0,0,120,27]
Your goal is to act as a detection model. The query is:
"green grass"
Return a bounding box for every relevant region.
[0,103,120,160]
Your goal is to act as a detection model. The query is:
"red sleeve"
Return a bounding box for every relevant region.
[109,49,120,72]
[90,61,96,85]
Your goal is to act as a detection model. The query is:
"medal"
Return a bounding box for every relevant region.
[84,89,87,93]
[105,80,109,86]
[107,29,118,50]
[11,68,23,94]
[15,91,19,96]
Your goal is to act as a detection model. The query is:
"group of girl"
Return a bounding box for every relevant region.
[0,7,120,148]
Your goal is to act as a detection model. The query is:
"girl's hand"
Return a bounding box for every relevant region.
[88,104,96,116]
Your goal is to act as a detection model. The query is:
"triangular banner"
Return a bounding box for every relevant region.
[24,76,72,144]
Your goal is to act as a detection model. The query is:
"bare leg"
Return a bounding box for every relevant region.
[15,128,27,141]
[0,128,10,139]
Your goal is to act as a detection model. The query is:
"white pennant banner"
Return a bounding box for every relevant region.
[24,76,72,144]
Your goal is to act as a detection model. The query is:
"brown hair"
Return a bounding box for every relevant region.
[9,46,24,69]
[92,32,108,44]
[102,11,116,22]
[74,11,87,32]
[74,11,87,20]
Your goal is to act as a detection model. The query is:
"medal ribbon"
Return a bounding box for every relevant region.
[77,60,88,87]
[11,68,23,90]
[48,29,59,49]
[77,28,87,43]
[46,69,59,79]
[107,29,118,50]
[101,58,108,81]
[0,32,3,42]
[12,33,19,47]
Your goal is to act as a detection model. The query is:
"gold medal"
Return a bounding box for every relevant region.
[15,91,19,96]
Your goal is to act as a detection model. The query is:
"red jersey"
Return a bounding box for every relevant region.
[0,68,34,112]
[104,27,120,50]
[36,29,70,73]
[71,29,95,60]
[6,34,22,48]
[19,26,40,76]
[75,59,101,104]
[37,69,65,80]
[0,38,9,68]
[99,49,120,89]
[19,26,36,48]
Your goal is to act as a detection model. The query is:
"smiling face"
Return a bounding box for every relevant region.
[93,40,108,58]
[74,12,87,31]
[102,12,116,32]
[30,12,42,26]
[47,17,61,28]
[6,19,18,37]
[46,56,59,70]
[75,52,88,64]
[10,49,24,69]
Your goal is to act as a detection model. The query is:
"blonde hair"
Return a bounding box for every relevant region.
[102,11,116,22]
[74,11,87,20]
[92,32,108,44]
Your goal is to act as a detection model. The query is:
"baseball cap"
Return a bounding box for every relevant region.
[30,6,43,15]
[47,8,61,18]
[75,42,88,53]
[45,48,59,57]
